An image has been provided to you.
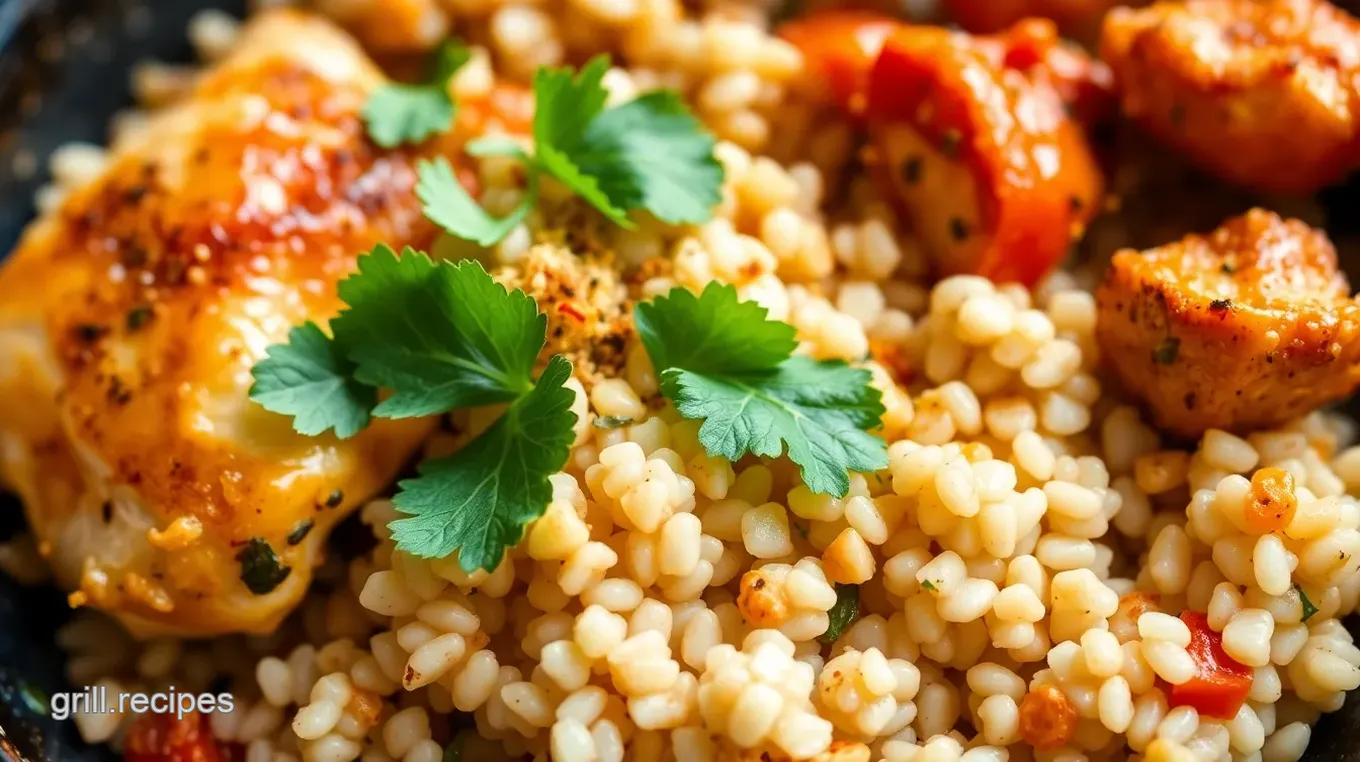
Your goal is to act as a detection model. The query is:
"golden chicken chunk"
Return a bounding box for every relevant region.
[0,11,449,637]
[1096,209,1360,438]
[1100,0,1360,195]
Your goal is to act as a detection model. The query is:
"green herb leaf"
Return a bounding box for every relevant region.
[248,322,375,439]
[819,584,859,645]
[389,355,577,571]
[417,156,538,246]
[572,90,724,225]
[332,245,545,418]
[533,56,723,227]
[921,579,937,592]
[236,538,291,595]
[532,56,628,226]
[362,41,470,148]
[635,283,888,497]
[1297,584,1319,621]
[634,282,796,375]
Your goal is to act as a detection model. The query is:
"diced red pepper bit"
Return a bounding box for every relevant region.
[124,711,226,762]
[1167,610,1253,720]
[558,303,587,322]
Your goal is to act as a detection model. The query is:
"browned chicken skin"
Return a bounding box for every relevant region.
[1100,0,1360,195]
[1096,209,1360,438]
[0,11,449,637]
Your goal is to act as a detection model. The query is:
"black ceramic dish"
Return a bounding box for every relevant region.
[4,2,1360,761]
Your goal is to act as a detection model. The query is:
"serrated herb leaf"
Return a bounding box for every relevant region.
[389,356,577,571]
[819,584,859,644]
[332,245,544,418]
[533,56,722,227]
[635,283,888,497]
[362,41,470,148]
[417,156,538,247]
[248,322,375,439]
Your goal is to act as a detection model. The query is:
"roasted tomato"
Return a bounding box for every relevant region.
[1168,611,1254,720]
[124,712,226,762]
[778,10,898,115]
[1095,208,1360,437]
[866,23,1105,285]
[1101,0,1360,195]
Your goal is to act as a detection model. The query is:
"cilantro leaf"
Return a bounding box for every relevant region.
[417,156,537,246]
[634,282,796,374]
[532,56,724,227]
[248,322,375,438]
[332,244,545,418]
[532,56,630,226]
[635,284,888,497]
[362,41,470,148]
[573,90,724,225]
[389,355,577,571]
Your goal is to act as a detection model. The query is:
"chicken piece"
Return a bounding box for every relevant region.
[866,21,1106,286]
[783,14,1107,286]
[0,10,491,637]
[1096,209,1360,437]
[1100,0,1360,195]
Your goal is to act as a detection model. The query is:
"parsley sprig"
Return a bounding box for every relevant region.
[249,246,576,571]
[363,41,471,149]
[634,283,889,498]
[419,55,724,244]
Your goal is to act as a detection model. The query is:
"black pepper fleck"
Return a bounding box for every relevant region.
[948,218,970,242]
[125,304,154,332]
[324,489,345,508]
[287,519,315,546]
[902,156,924,185]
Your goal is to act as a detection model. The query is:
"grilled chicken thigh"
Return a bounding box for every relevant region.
[0,11,445,637]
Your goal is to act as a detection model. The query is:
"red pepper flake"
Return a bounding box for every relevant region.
[558,303,587,322]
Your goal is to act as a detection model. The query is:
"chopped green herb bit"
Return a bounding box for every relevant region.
[921,579,937,592]
[593,415,634,430]
[634,282,887,498]
[819,584,860,645]
[236,538,291,595]
[1297,584,1319,621]
[1153,337,1180,365]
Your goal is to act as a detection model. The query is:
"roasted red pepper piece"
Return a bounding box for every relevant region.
[1169,611,1254,720]
[865,23,1104,285]
[124,711,225,762]
[778,10,898,116]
